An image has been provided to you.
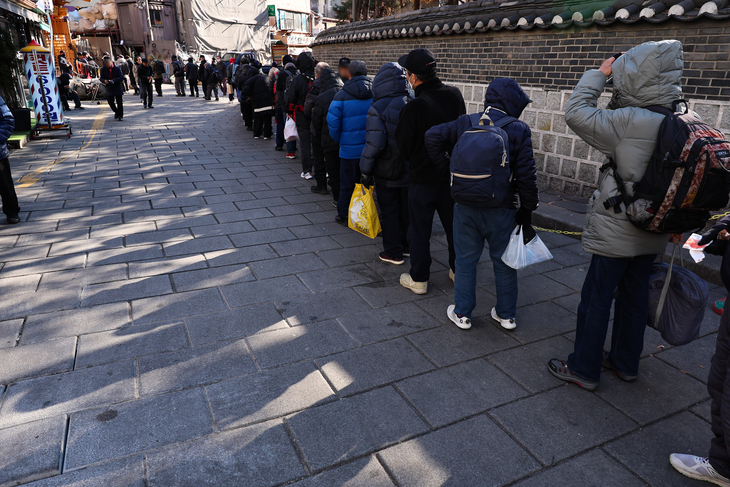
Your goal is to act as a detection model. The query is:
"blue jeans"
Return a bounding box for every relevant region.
[337,158,361,220]
[567,253,656,383]
[276,109,285,148]
[453,205,516,319]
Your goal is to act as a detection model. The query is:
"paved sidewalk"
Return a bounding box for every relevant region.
[0,85,721,486]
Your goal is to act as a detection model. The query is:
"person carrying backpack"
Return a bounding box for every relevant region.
[547,40,683,392]
[152,58,165,96]
[425,78,538,330]
[205,61,220,101]
[311,66,343,204]
[360,62,412,265]
[171,55,186,97]
[275,58,296,150]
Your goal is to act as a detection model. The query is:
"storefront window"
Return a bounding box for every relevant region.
[150,10,162,26]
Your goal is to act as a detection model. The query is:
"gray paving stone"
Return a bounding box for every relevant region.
[0,360,136,428]
[48,237,124,257]
[16,228,90,246]
[36,264,129,293]
[172,264,255,292]
[185,302,288,345]
[125,228,193,246]
[0,286,83,321]
[317,338,435,395]
[317,245,382,267]
[0,273,40,296]
[289,456,395,487]
[330,230,381,248]
[379,415,540,487]
[287,386,429,471]
[0,253,86,278]
[228,228,298,247]
[86,244,163,266]
[596,356,709,424]
[692,399,712,423]
[406,322,520,367]
[22,303,131,343]
[277,288,371,326]
[80,275,172,307]
[0,416,66,486]
[543,264,589,292]
[128,254,208,279]
[298,264,382,293]
[221,275,310,309]
[190,220,255,237]
[31,208,91,220]
[249,253,328,280]
[25,456,145,487]
[550,247,592,267]
[396,359,529,427]
[656,333,716,383]
[604,412,711,487]
[0,319,21,348]
[509,301,578,344]
[490,386,636,465]
[207,361,335,429]
[65,388,214,469]
[155,214,218,230]
[354,278,445,308]
[146,420,306,487]
[162,235,233,257]
[414,289,492,322]
[214,207,273,223]
[57,214,122,230]
[0,337,76,383]
[122,208,183,222]
[511,449,645,487]
[247,320,358,369]
[489,336,577,393]
[270,236,340,256]
[89,222,157,240]
[204,245,279,266]
[75,322,189,368]
[138,340,257,396]
[516,274,575,307]
[337,302,441,345]
[131,288,227,324]
[290,222,351,238]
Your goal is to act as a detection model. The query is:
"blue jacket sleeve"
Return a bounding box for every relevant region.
[511,125,539,211]
[360,105,386,175]
[327,98,343,144]
[0,97,15,145]
[424,118,462,172]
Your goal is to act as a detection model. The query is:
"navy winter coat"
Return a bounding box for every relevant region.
[311,68,343,154]
[424,78,539,211]
[100,65,124,97]
[0,96,14,160]
[360,62,409,186]
[327,75,373,160]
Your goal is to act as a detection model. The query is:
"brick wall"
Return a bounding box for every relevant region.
[313,18,730,196]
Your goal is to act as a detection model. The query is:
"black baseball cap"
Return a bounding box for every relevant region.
[398,48,436,76]
[338,57,351,68]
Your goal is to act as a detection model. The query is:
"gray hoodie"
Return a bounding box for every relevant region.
[565,40,683,258]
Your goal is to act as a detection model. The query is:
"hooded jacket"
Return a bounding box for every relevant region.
[565,40,682,258]
[424,78,539,211]
[0,96,14,161]
[311,68,343,153]
[242,69,274,113]
[327,75,373,159]
[360,63,409,186]
[285,52,315,124]
[395,78,466,184]
[276,64,297,110]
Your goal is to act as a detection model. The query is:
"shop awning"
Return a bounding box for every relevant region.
[0,0,44,21]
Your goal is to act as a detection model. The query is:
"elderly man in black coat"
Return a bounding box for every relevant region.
[100,57,125,120]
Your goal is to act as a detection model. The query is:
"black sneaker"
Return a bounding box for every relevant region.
[602,351,639,382]
[76,106,85,110]
[548,359,599,391]
[379,252,404,265]
[6,215,20,224]
[310,186,328,195]
[335,215,347,226]
[275,146,283,151]
[148,106,154,109]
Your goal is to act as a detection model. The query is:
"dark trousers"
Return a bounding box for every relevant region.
[325,150,340,202]
[297,123,312,174]
[201,79,208,98]
[275,109,285,148]
[253,115,273,138]
[0,157,19,217]
[205,82,218,100]
[188,79,198,96]
[140,83,153,107]
[243,103,253,127]
[710,298,730,478]
[61,90,81,109]
[130,75,138,94]
[228,83,235,101]
[567,253,656,383]
[376,184,409,259]
[107,94,123,118]
[337,158,361,220]
[154,78,163,96]
[407,182,456,282]
[312,139,326,189]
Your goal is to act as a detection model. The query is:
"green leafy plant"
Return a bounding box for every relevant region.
[0,29,23,110]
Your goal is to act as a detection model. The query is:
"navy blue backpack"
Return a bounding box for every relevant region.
[450,110,516,207]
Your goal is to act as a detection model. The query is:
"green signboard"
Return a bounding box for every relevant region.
[267,5,276,16]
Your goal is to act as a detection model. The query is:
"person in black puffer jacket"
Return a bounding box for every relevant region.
[204,61,220,101]
[285,52,316,177]
[275,58,296,150]
[304,62,329,194]
[242,61,274,139]
[238,60,256,129]
[198,57,208,99]
[311,66,343,203]
[360,62,410,264]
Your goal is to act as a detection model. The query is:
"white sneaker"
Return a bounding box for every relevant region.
[670,454,730,487]
[400,273,427,295]
[304,172,313,180]
[449,269,455,282]
[491,307,516,330]
[447,305,471,330]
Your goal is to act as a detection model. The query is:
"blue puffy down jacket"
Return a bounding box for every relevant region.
[327,75,373,159]
[0,96,15,161]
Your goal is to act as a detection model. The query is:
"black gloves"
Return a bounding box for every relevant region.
[360,173,374,189]
[699,224,727,246]
[515,207,532,226]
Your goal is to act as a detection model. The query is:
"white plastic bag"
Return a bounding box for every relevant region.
[284,117,298,141]
[501,225,553,270]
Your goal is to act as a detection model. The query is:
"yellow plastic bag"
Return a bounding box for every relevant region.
[348,184,382,239]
